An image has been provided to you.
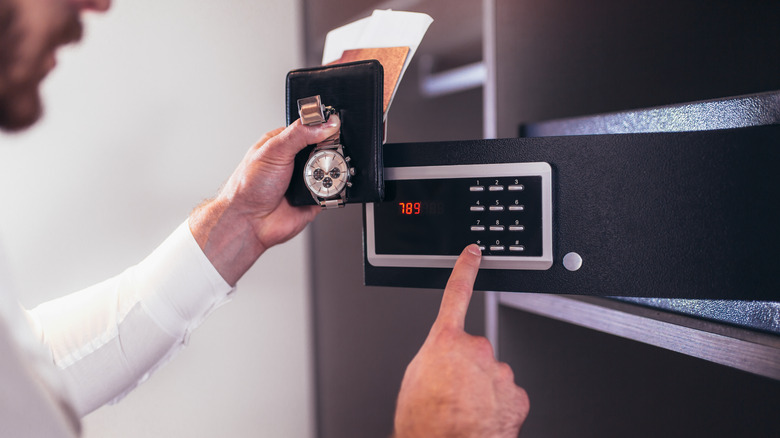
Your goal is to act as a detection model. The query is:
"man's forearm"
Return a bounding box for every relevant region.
[189,197,265,287]
[30,222,234,416]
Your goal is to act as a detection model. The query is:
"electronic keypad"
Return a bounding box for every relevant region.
[366,163,553,270]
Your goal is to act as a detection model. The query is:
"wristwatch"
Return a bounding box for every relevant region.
[298,95,355,209]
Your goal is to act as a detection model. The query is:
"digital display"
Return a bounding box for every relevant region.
[399,202,420,215]
[397,201,445,215]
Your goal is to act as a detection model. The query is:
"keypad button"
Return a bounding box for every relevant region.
[509,225,525,232]
[508,205,525,211]
[478,245,486,251]
[490,245,505,251]
[469,185,485,192]
[489,185,505,191]
[470,225,486,232]
[509,245,525,252]
[508,184,525,191]
[470,205,486,212]
[489,205,505,212]
[489,225,505,232]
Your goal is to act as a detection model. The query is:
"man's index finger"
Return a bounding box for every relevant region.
[435,244,482,331]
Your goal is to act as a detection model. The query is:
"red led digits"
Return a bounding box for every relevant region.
[399,202,422,215]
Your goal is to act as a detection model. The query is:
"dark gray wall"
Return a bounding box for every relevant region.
[303,3,486,438]
[304,0,780,437]
[495,0,780,135]
[494,1,780,437]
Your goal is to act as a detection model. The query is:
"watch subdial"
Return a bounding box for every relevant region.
[304,149,350,198]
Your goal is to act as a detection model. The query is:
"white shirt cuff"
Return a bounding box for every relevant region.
[135,221,234,341]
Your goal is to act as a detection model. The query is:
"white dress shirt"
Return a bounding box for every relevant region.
[0,221,233,435]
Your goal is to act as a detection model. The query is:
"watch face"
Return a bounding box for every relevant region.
[304,149,349,199]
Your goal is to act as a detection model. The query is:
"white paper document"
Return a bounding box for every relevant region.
[322,10,433,116]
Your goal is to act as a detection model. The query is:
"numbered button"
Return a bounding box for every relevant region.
[489,185,505,191]
[489,205,505,212]
[470,205,485,212]
[470,225,486,232]
[469,185,485,192]
[490,245,505,252]
[508,184,525,191]
[508,205,525,211]
[509,245,525,252]
[489,225,505,232]
[509,225,525,232]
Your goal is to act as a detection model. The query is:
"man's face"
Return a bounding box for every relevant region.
[0,0,109,131]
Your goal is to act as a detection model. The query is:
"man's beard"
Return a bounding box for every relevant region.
[0,79,44,131]
[0,0,83,132]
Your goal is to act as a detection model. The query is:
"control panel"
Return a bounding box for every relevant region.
[366,163,553,270]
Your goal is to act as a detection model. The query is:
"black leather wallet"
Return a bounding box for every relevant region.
[285,60,385,206]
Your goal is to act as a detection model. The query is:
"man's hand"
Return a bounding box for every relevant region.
[393,244,530,438]
[189,115,341,285]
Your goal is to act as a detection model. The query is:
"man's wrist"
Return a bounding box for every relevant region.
[188,196,266,286]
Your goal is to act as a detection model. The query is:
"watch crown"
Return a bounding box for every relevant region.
[346,182,353,188]
[349,168,356,176]
[345,156,351,162]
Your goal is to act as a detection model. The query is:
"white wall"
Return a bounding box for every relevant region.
[0,1,313,437]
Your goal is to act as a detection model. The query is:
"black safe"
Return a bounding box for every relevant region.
[363,92,780,300]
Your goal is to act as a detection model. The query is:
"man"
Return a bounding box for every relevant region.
[0,0,529,436]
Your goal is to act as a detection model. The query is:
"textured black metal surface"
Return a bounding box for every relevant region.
[364,124,780,299]
[526,90,780,333]
[525,91,780,137]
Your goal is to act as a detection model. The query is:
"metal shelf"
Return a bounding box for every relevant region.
[495,293,780,380]
[419,60,486,97]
